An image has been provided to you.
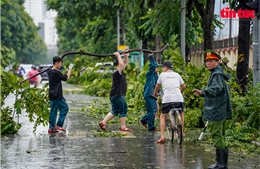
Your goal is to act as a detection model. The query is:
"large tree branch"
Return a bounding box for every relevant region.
[20,44,169,83]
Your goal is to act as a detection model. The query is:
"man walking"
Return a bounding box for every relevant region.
[47,56,73,133]
[99,51,132,132]
[194,50,232,169]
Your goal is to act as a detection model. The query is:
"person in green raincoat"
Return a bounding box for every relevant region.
[194,50,232,169]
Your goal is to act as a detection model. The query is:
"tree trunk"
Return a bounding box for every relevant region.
[203,0,215,54]
[143,39,149,63]
[236,0,252,92]
[193,0,215,58]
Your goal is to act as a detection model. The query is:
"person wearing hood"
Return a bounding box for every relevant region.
[140,52,159,131]
[194,50,232,169]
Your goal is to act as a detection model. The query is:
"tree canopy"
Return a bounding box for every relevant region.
[1,0,47,66]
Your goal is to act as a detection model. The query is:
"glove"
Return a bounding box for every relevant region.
[69,63,74,70]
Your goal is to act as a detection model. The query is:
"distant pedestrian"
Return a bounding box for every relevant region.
[99,51,132,132]
[154,61,186,143]
[47,56,74,134]
[27,65,39,87]
[140,52,160,131]
[17,66,26,78]
[194,50,232,169]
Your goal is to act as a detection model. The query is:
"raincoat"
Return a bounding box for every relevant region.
[143,56,158,97]
[201,65,232,121]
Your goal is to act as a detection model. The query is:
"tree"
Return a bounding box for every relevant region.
[224,0,253,92]
[192,0,216,53]
[46,0,140,57]
[236,0,252,92]
[46,0,220,65]
[130,0,204,62]
[0,45,16,68]
[1,0,47,65]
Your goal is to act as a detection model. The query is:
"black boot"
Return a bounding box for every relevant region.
[208,149,218,169]
[208,148,228,169]
[223,148,229,169]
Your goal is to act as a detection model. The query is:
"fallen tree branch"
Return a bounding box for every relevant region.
[20,44,169,83]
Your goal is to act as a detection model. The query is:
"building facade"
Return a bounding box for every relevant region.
[23,0,58,46]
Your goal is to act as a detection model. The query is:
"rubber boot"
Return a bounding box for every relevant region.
[208,148,228,169]
[223,148,229,169]
[208,149,218,169]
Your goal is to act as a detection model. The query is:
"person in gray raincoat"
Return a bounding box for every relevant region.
[194,50,232,169]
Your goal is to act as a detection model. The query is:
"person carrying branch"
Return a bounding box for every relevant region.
[99,51,132,132]
[193,50,232,169]
[140,52,160,131]
[47,56,74,134]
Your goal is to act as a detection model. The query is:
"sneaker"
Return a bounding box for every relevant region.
[48,129,58,134]
[55,126,66,132]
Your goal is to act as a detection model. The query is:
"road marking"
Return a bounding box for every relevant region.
[111,130,136,138]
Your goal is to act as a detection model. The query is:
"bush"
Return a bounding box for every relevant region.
[1,69,50,134]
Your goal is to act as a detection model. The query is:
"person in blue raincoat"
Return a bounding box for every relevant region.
[140,52,160,131]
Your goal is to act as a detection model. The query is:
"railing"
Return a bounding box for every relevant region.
[188,37,253,68]
[190,37,239,51]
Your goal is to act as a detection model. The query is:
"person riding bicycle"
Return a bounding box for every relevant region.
[27,65,39,87]
[153,61,186,143]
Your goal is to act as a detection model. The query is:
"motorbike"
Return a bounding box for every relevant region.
[29,80,37,88]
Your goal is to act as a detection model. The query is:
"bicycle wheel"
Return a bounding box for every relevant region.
[166,119,174,141]
[174,113,183,145]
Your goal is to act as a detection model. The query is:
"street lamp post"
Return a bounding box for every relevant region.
[246,0,260,88]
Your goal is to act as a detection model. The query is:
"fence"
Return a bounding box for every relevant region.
[188,37,253,68]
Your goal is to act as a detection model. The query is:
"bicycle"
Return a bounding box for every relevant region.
[166,102,183,145]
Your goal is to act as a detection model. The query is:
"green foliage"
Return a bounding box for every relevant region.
[72,46,260,147]
[90,130,127,138]
[1,0,47,64]
[230,84,260,130]
[1,105,21,134]
[46,0,140,56]
[0,45,16,68]
[184,108,202,128]
[45,0,205,57]
[69,69,112,97]
[1,70,50,134]
[140,0,181,41]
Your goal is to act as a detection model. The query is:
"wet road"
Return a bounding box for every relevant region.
[1,82,260,169]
